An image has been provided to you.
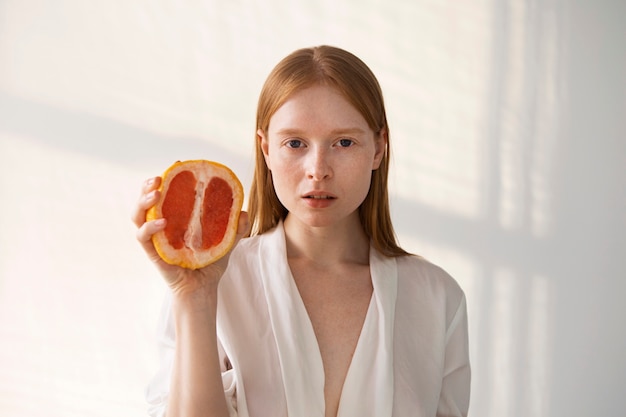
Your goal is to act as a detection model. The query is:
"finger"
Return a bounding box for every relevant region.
[135,219,183,277]
[142,176,161,194]
[131,177,161,227]
[135,218,166,249]
[236,211,250,239]
[131,182,162,227]
[135,219,173,267]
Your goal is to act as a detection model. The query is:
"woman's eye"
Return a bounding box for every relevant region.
[286,139,304,148]
[338,138,354,147]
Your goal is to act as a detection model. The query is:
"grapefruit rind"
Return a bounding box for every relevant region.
[146,160,244,269]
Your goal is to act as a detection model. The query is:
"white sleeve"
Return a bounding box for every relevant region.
[145,290,239,417]
[436,294,471,417]
[145,290,175,417]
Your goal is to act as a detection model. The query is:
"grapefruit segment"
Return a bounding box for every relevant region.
[146,160,244,269]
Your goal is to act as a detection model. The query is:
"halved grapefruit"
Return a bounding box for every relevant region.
[146,160,244,269]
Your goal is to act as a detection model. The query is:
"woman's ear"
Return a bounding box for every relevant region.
[258,129,271,170]
[372,127,388,170]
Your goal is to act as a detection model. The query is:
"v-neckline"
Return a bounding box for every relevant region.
[258,222,397,417]
[288,260,376,417]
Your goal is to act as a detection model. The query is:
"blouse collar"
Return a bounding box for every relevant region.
[258,221,398,417]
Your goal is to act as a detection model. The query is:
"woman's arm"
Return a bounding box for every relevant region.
[437,295,471,417]
[133,176,248,417]
[167,288,229,417]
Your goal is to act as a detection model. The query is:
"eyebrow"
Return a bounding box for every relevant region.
[274,127,367,136]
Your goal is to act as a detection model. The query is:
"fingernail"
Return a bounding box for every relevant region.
[155,218,166,227]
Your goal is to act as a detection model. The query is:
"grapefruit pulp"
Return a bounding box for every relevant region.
[146,160,244,269]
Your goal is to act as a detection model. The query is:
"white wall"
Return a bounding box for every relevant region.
[1,1,624,416]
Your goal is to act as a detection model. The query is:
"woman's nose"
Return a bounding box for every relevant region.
[306,148,332,181]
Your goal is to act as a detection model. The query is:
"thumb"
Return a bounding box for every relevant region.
[234,211,250,243]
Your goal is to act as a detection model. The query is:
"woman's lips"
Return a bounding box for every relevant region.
[302,192,336,207]
[303,191,336,199]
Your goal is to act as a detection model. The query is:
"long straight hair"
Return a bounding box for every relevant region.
[247,45,410,257]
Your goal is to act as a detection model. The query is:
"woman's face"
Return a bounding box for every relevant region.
[258,84,386,229]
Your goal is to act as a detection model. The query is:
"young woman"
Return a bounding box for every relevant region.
[134,45,470,417]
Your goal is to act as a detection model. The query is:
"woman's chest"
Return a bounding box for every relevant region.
[290,263,374,417]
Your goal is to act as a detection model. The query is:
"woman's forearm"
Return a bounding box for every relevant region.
[166,290,230,417]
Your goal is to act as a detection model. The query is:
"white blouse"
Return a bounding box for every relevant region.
[146,222,470,416]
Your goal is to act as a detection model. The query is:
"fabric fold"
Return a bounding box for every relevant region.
[258,224,326,416]
[337,247,398,417]
[259,223,398,417]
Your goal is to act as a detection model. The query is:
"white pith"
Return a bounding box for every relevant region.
[183,180,206,250]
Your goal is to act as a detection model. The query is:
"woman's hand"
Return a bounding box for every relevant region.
[131,176,249,300]
[134,176,238,417]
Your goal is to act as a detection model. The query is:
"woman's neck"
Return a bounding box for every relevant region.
[283,214,370,267]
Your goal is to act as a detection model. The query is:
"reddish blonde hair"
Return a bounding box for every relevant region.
[247,45,409,257]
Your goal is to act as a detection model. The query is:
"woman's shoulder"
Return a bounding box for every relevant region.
[395,254,465,301]
[224,225,284,275]
[231,225,280,258]
[231,233,262,255]
[219,224,286,303]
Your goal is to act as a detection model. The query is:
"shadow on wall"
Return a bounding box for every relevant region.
[391,1,626,417]
[0,91,251,176]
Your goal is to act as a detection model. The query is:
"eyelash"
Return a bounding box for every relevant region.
[284,138,354,148]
